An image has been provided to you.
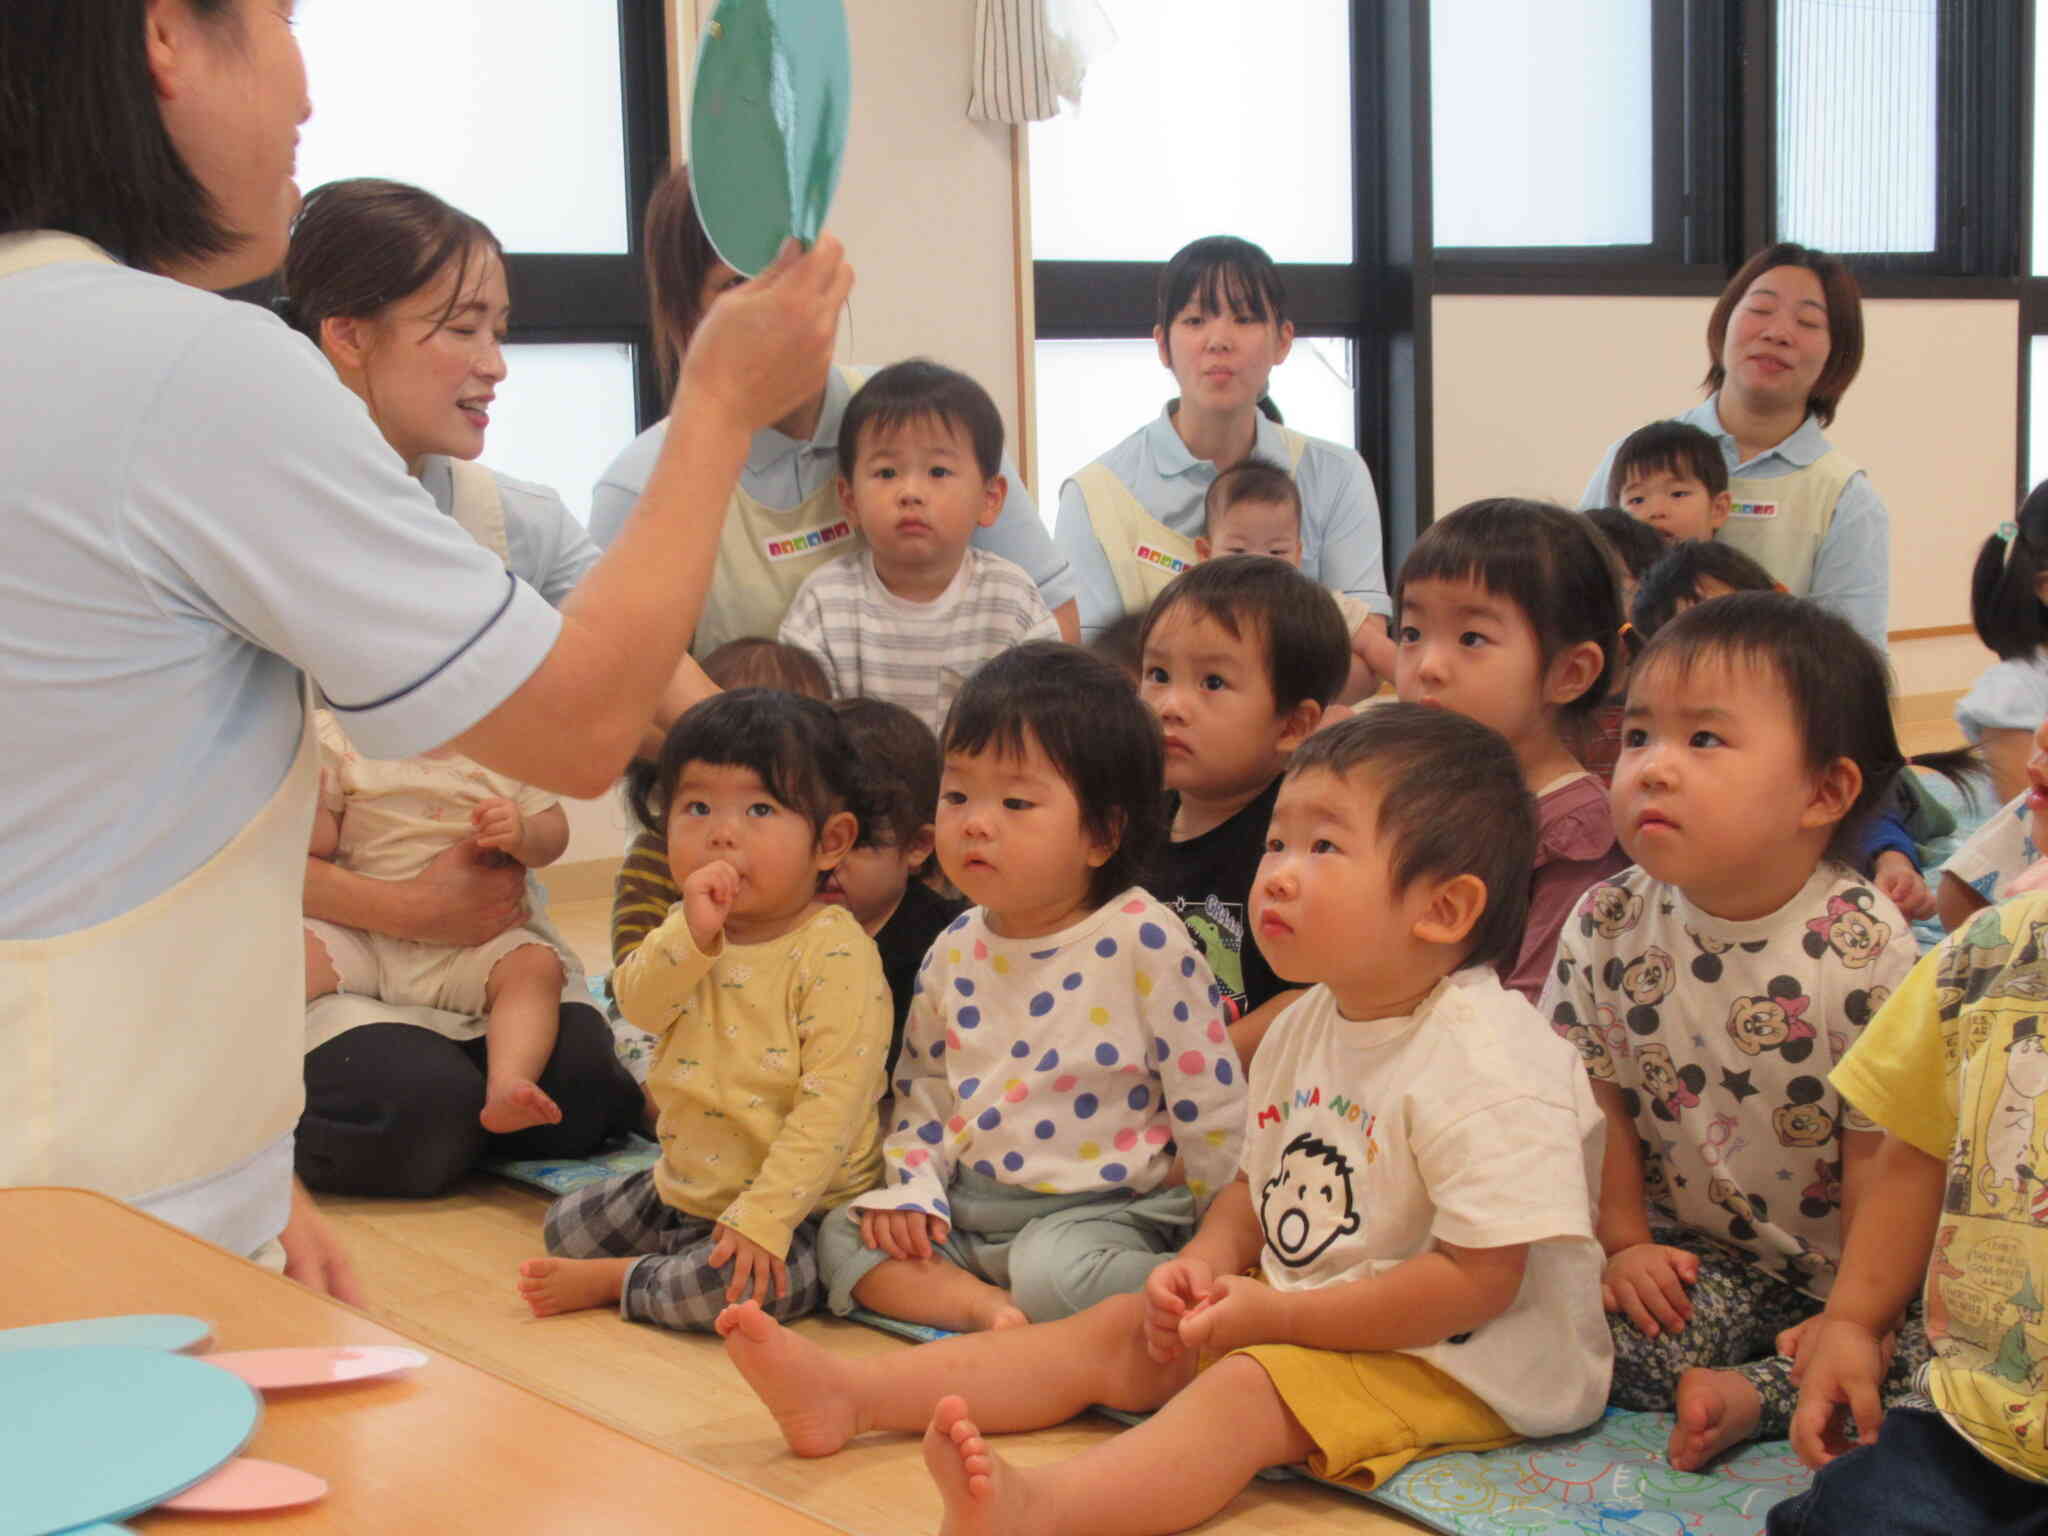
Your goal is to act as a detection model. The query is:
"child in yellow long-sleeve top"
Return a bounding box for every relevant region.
[517,689,891,1329]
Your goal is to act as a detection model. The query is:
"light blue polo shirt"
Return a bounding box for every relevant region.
[1052,405,1391,639]
[1579,395,1890,651]
[416,457,602,605]
[589,366,1075,632]
[0,262,562,939]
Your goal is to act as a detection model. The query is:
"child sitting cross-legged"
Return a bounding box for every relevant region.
[717,703,1611,1535]
[1541,592,1928,1471]
[778,361,1059,736]
[516,689,891,1329]
[816,642,1245,1332]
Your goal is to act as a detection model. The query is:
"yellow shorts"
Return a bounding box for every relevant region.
[1231,1343,1518,1490]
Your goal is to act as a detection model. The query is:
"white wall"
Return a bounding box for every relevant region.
[1431,293,2014,695]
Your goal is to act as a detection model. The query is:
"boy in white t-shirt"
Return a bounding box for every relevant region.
[778,361,1058,734]
[1195,458,1391,701]
[713,703,1611,1534]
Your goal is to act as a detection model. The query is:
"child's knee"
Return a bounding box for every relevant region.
[1008,1227,1163,1322]
[486,941,566,999]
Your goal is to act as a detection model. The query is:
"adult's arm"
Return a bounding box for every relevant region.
[303,841,527,947]
[1806,476,1889,653]
[1302,449,1390,616]
[968,455,1078,629]
[1052,478,1129,641]
[451,243,852,793]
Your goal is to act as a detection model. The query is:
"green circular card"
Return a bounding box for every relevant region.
[690,0,853,276]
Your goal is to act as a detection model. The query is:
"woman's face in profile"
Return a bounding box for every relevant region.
[1719,264,1831,414]
[155,0,312,287]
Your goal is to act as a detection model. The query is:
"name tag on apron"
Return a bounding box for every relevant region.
[1730,500,1779,519]
[763,518,855,562]
[1135,541,1190,577]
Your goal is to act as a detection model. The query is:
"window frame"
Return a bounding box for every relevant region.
[233,0,672,432]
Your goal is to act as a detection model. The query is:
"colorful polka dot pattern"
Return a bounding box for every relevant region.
[853,890,1247,1223]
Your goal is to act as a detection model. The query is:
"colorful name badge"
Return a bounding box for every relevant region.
[1135,542,1189,575]
[763,518,855,561]
[1730,500,1779,519]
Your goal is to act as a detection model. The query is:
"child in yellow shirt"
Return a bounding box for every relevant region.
[516,689,891,1329]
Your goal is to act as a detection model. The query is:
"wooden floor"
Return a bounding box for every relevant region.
[322,700,1969,1534]
[315,1180,1423,1535]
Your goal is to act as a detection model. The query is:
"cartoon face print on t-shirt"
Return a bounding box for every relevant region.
[1259,1131,1362,1269]
[1606,945,1677,1035]
[1725,975,1816,1062]
[1801,888,1893,970]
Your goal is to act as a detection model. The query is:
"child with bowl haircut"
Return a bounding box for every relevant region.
[1196,459,1389,700]
[825,696,966,1079]
[1608,420,1732,546]
[1139,556,1353,1061]
[779,360,1059,735]
[716,705,1610,1534]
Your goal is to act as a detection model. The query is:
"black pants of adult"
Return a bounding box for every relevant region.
[296,1004,642,1198]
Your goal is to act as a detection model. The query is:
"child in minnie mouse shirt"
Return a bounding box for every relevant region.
[1540,595,1927,1474]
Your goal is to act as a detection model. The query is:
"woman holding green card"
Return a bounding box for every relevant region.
[0,0,848,1295]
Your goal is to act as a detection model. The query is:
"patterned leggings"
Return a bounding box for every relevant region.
[1608,1227,1930,1436]
[543,1169,821,1332]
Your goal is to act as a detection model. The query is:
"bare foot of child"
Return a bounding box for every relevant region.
[517,1256,629,1317]
[716,1300,862,1457]
[925,1394,1041,1536]
[481,1078,562,1135]
[1667,1366,1763,1471]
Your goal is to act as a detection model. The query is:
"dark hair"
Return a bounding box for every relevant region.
[1629,592,1903,864]
[1607,420,1729,504]
[1583,507,1669,583]
[1088,610,1147,686]
[835,360,1004,481]
[940,643,1166,907]
[833,697,942,861]
[626,688,867,843]
[1971,481,2048,661]
[1287,703,1535,971]
[0,0,245,274]
[1703,243,1865,428]
[1202,458,1301,537]
[1155,235,1289,333]
[641,163,726,400]
[1142,556,1351,712]
[280,179,503,342]
[1396,498,1624,719]
[700,637,832,698]
[1629,541,1779,644]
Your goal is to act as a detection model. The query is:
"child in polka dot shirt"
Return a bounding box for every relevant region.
[817,643,1245,1331]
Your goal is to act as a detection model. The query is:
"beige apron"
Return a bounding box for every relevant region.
[1721,448,1858,599]
[305,457,588,1053]
[0,233,317,1204]
[1076,424,1311,615]
[694,365,872,658]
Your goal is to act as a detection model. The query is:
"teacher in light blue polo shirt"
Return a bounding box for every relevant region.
[0,0,849,1298]
[1052,235,1389,644]
[1580,243,1889,653]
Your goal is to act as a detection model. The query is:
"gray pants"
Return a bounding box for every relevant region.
[544,1168,821,1333]
[818,1167,1197,1322]
[1608,1225,1931,1436]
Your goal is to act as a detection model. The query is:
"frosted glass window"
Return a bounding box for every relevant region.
[1032,338,1358,525]
[293,0,630,254]
[1028,2,1353,263]
[2035,2,2048,275]
[1778,0,1938,254]
[489,344,639,524]
[1431,0,1653,248]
